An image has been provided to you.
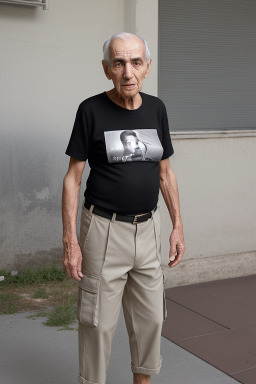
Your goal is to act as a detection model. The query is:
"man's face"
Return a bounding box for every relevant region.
[123,135,138,154]
[102,36,151,100]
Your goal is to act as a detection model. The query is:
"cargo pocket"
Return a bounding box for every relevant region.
[163,274,167,321]
[77,270,100,327]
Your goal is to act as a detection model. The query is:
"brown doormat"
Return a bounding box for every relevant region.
[162,275,256,384]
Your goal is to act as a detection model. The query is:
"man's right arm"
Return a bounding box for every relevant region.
[62,157,86,281]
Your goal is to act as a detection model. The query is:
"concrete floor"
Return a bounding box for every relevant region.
[0,308,239,384]
[163,275,256,384]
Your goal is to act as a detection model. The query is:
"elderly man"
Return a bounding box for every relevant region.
[62,32,185,384]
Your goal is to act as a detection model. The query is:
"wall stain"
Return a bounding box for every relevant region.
[11,248,63,272]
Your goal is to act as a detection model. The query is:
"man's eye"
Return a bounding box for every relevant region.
[115,62,122,67]
[134,62,140,66]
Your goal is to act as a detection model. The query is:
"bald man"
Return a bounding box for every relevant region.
[62,32,185,384]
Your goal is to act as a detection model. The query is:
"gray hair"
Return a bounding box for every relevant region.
[103,32,151,64]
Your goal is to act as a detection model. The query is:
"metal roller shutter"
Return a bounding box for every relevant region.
[159,0,256,132]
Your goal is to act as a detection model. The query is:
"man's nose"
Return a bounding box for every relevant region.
[123,63,133,79]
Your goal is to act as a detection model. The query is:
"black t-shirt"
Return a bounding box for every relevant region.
[65,91,174,214]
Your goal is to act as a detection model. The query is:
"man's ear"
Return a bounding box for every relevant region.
[102,60,112,80]
[144,58,152,78]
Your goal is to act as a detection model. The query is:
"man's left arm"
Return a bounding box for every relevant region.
[159,158,186,267]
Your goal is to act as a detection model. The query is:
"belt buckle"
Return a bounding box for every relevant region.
[133,213,147,225]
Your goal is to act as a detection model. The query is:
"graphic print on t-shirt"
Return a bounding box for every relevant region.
[104,129,163,163]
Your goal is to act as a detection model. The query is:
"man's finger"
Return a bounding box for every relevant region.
[64,265,72,278]
[169,242,177,261]
[169,251,177,265]
[76,268,83,279]
[62,257,69,274]
[77,257,83,278]
[169,247,185,268]
[169,254,182,267]
[69,265,81,281]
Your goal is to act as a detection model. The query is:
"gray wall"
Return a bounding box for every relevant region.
[0,0,158,270]
[0,0,125,269]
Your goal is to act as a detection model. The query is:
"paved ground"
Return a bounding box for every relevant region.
[0,307,239,384]
[163,275,256,384]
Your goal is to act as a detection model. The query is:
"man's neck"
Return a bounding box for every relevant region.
[106,89,142,110]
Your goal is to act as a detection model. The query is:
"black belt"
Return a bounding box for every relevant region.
[84,200,157,224]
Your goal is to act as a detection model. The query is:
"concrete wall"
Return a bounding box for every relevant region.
[0,0,126,269]
[0,0,158,270]
[160,133,256,287]
[1,0,255,288]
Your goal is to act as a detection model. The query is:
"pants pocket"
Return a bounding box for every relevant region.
[79,204,95,248]
[77,270,100,327]
[163,275,167,321]
[152,208,161,263]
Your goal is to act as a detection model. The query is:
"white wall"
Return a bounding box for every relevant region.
[160,134,256,287]
[122,0,158,95]
[168,136,256,259]
[0,0,126,269]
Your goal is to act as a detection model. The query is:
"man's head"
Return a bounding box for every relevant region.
[120,130,139,154]
[102,32,152,101]
[103,33,151,64]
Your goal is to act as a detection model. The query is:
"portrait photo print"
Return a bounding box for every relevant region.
[104,129,163,163]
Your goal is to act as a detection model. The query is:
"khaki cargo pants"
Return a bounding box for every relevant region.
[77,201,168,384]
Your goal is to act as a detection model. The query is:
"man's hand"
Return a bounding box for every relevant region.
[159,158,186,268]
[62,157,86,281]
[168,227,186,268]
[62,240,83,281]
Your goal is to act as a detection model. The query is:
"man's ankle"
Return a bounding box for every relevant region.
[133,373,151,384]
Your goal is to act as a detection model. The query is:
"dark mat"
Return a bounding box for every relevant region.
[177,327,256,374]
[233,368,256,384]
[162,275,256,384]
[164,275,256,329]
[162,299,227,341]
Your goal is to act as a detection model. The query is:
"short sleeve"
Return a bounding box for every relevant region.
[65,104,89,161]
[160,103,174,160]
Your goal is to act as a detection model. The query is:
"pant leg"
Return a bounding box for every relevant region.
[78,290,124,384]
[78,205,137,384]
[122,207,166,375]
